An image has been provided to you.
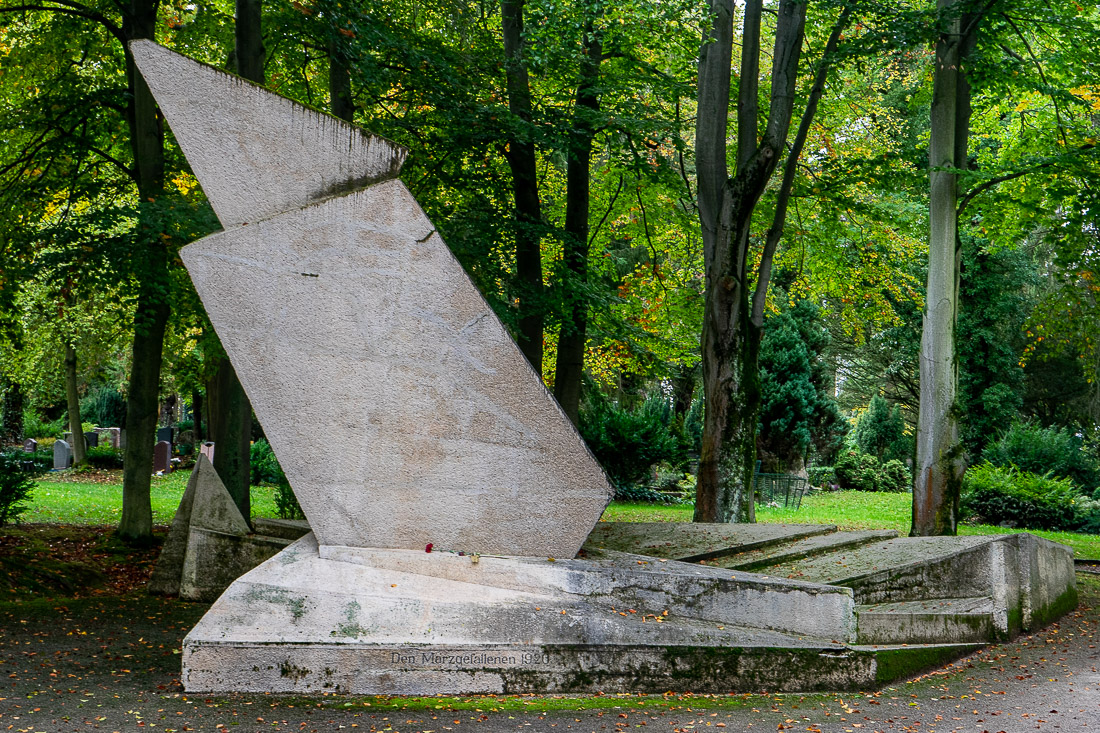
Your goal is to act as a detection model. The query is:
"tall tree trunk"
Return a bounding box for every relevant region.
[202,0,266,523]
[694,0,812,522]
[0,377,23,444]
[118,0,167,546]
[501,0,545,373]
[552,19,602,425]
[328,40,354,122]
[191,389,204,443]
[63,341,86,465]
[209,362,252,520]
[912,2,975,536]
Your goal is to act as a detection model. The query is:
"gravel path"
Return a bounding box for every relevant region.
[3,576,1098,733]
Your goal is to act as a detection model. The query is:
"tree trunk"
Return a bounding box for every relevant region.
[63,342,86,465]
[328,40,354,122]
[235,0,264,83]
[912,1,975,536]
[552,19,602,425]
[693,0,809,522]
[191,389,204,443]
[671,362,698,419]
[117,0,167,546]
[0,377,23,444]
[208,360,252,522]
[501,0,545,373]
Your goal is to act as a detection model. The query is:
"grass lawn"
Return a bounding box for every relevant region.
[603,489,1100,559]
[25,470,1100,559]
[25,467,279,525]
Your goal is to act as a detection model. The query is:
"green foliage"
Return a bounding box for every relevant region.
[961,463,1081,531]
[84,446,122,470]
[80,386,126,429]
[983,422,1100,492]
[22,412,64,440]
[579,391,682,490]
[833,448,910,492]
[275,483,306,521]
[854,395,910,462]
[249,439,286,486]
[0,452,35,526]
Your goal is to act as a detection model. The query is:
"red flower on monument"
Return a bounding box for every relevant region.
[425,543,433,553]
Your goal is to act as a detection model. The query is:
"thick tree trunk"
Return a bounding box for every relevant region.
[501,0,545,373]
[208,361,253,520]
[235,0,264,83]
[693,0,808,522]
[117,0,166,545]
[63,342,86,465]
[552,21,601,425]
[328,40,354,122]
[191,389,204,443]
[912,2,974,536]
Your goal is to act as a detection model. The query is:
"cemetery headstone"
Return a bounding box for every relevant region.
[84,431,99,449]
[199,442,215,461]
[153,440,172,473]
[95,427,121,449]
[22,438,37,453]
[157,426,174,444]
[53,440,72,470]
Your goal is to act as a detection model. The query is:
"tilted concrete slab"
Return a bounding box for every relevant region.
[714,529,899,571]
[855,597,994,645]
[583,522,834,562]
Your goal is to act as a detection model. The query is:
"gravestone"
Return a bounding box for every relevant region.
[157,426,174,444]
[96,427,121,449]
[153,440,172,473]
[199,442,215,461]
[23,438,37,453]
[53,440,72,469]
[84,431,99,449]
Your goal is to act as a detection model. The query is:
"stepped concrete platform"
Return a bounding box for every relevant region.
[711,530,899,571]
[583,522,835,561]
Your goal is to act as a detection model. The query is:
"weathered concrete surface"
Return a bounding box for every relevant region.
[130,40,406,228]
[133,42,614,558]
[715,529,899,571]
[147,455,204,596]
[583,522,834,562]
[855,597,994,645]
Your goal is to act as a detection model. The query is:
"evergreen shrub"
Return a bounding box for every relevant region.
[0,452,35,526]
[579,392,681,492]
[983,422,1100,492]
[22,412,65,439]
[961,462,1080,530]
[249,439,286,485]
[879,459,912,493]
[85,446,123,469]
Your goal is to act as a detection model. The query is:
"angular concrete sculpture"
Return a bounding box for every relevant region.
[133,42,1077,695]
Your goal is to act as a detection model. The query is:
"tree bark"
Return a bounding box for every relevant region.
[501,0,545,373]
[552,18,602,425]
[191,388,204,443]
[0,377,23,444]
[693,0,808,523]
[328,40,354,122]
[117,0,167,546]
[235,0,264,83]
[63,341,86,465]
[912,1,975,536]
[209,360,252,520]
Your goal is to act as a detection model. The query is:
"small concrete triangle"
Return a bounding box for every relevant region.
[147,455,203,596]
[129,40,407,227]
[189,454,251,535]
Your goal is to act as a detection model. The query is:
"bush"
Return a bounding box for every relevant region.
[854,395,910,462]
[961,462,1079,531]
[880,459,912,493]
[983,422,1100,492]
[579,392,682,490]
[22,412,65,440]
[85,446,123,470]
[807,465,836,488]
[0,452,35,526]
[834,449,881,491]
[275,482,305,520]
[81,386,126,429]
[250,439,286,485]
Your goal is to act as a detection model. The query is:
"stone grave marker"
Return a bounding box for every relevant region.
[199,442,215,461]
[96,427,121,449]
[157,426,174,444]
[53,440,72,469]
[23,438,37,453]
[84,431,99,449]
[153,440,172,473]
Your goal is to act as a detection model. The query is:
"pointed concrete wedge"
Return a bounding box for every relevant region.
[147,455,204,596]
[188,455,250,536]
[134,42,614,558]
[129,40,406,227]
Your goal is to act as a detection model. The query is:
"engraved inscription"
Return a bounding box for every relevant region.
[389,650,550,666]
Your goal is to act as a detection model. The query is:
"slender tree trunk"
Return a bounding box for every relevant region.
[694,0,810,522]
[552,19,602,425]
[502,0,545,373]
[63,342,86,465]
[191,389,204,443]
[672,362,698,419]
[0,377,23,444]
[328,40,354,122]
[209,363,252,519]
[235,0,264,83]
[117,0,167,545]
[912,2,975,536]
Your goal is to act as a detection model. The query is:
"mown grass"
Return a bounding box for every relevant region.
[603,490,1100,559]
[26,468,279,525]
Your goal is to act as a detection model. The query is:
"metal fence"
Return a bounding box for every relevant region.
[753,470,808,510]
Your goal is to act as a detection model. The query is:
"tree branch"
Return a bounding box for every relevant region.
[0,2,124,46]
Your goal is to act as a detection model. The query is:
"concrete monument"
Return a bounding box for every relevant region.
[132,41,1077,696]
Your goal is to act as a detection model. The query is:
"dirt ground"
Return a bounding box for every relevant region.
[2,526,1099,733]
